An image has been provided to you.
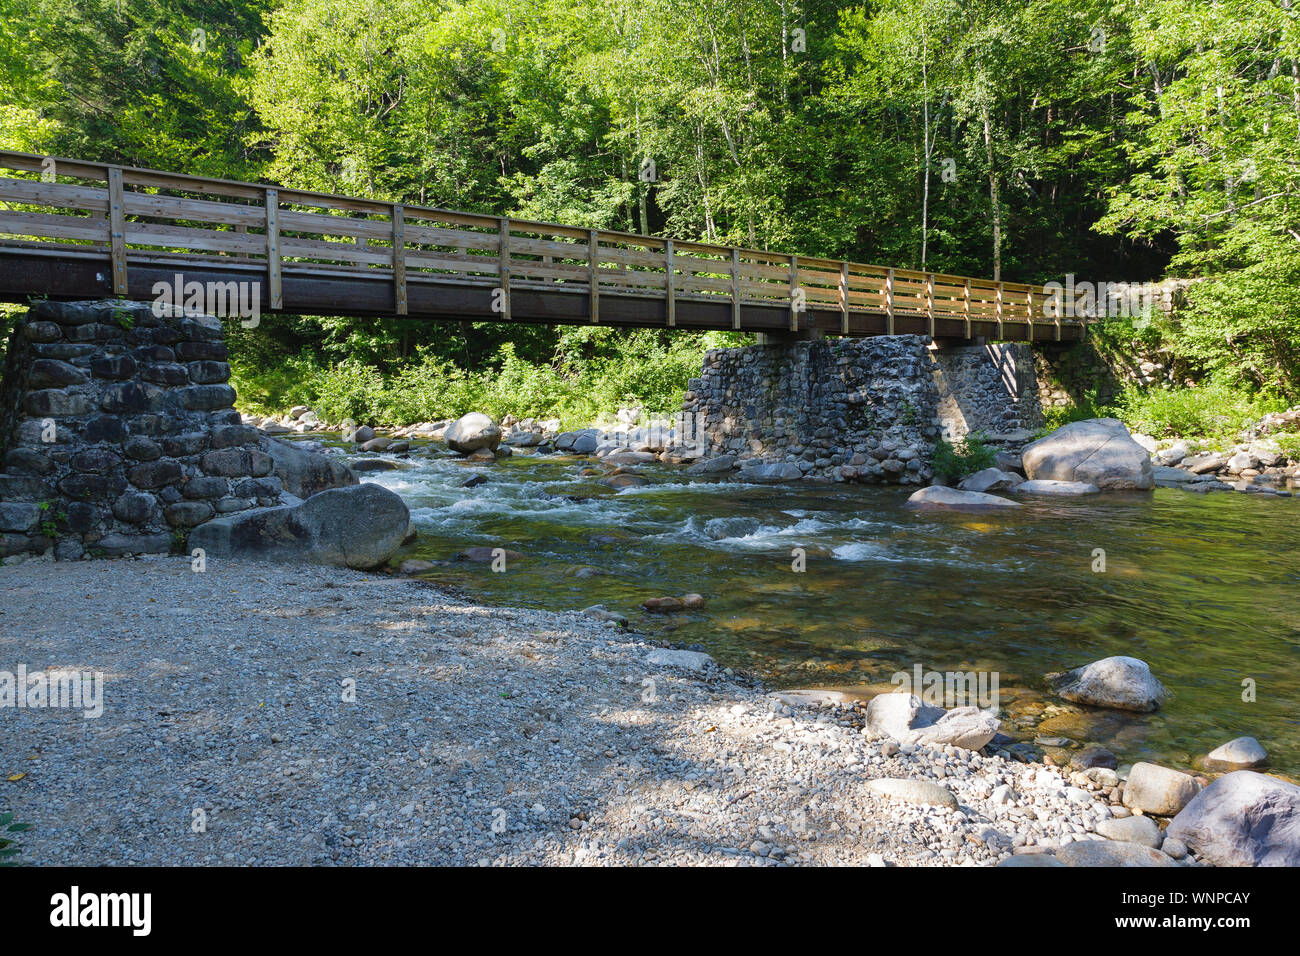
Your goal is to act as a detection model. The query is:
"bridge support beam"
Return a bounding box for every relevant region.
[755,328,824,345]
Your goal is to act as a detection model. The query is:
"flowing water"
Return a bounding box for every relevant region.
[343,440,1300,777]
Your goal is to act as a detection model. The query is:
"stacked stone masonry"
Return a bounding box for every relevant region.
[680,336,1044,484]
[0,300,283,560]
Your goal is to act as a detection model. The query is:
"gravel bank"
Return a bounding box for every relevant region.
[1,556,1189,866]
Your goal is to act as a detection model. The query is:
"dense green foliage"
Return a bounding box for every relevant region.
[2,0,1299,424]
[930,431,997,481]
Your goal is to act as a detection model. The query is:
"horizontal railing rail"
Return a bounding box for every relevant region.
[0,150,1079,340]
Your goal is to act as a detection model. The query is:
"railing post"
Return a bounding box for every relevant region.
[588,229,599,323]
[1054,288,1063,341]
[730,248,741,330]
[665,239,676,328]
[788,255,799,333]
[498,216,511,321]
[963,277,971,339]
[264,187,282,310]
[995,280,1004,339]
[392,204,407,316]
[107,166,127,295]
[839,262,849,335]
[885,267,895,335]
[925,272,935,338]
[1025,287,1033,342]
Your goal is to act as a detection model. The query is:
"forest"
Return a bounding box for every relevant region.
[2,0,1298,434]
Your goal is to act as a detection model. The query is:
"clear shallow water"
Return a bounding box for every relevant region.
[352,442,1300,777]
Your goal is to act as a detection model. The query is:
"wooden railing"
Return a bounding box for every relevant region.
[0,150,1078,340]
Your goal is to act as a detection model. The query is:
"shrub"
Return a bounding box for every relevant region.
[1111,381,1287,442]
[931,432,998,481]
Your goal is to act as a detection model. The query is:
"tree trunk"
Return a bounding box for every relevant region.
[983,108,1002,281]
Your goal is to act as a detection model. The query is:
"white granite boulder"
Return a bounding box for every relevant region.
[1021,418,1154,489]
[1166,771,1300,866]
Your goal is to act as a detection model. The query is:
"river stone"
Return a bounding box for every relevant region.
[864,692,945,741]
[1071,745,1119,770]
[455,546,523,563]
[904,486,1019,510]
[1013,479,1101,495]
[1203,736,1268,771]
[187,482,409,570]
[1021,418,1154,489]
[997,853,1065,867]
[1122,762,1201,816]
[738,461,803,482]
[687,455,737,475]
[1152,465,1194,486]
[1056,840,1176,867]
[958,467,1024,493]
[772,689,857,708]
[1047,656,1167,712]
[581,605,628,625]
[444,413,501,453]
[1096,814,1162,848]
[265,437,358,499]
[867,778,959,809]
[645,649,713,673]
[906,706,1001,751]
[1166,771,1300,866]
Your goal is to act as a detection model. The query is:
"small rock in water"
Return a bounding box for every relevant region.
[1202,736,1267,771]
[1047,656,1167,712]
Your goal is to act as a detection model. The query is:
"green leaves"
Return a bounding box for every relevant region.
[0,811,30,866]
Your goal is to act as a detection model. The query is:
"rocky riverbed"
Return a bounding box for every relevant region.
[0,556,1230,867]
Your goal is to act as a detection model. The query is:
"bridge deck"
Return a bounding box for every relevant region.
[0,151,1083,342]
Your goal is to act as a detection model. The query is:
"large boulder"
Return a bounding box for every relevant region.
[188,483,408,570]
[1021,418,1154,489]
[1047,655,1167,712]
[264,437,358,499]
[905,486,1019,510]
[444,413,502,454]
[1166,771,1300,866]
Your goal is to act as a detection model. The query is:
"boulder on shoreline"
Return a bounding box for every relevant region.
[1166,771,1300,866]
[264,437,358,499]
[1047,655,1167,712]
[187,482,409,570]
[1021,418,1154,489]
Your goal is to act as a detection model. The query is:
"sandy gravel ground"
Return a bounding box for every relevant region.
[1,555,1142,866]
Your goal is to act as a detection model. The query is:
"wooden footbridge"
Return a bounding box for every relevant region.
[0,151,1084,341]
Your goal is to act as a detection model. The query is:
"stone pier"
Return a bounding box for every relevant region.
[680,336,1043,483]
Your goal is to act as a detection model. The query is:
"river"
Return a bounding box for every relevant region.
[344,440,1300,779]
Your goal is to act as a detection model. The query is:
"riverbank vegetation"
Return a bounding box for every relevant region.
[3,0,1299,434]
